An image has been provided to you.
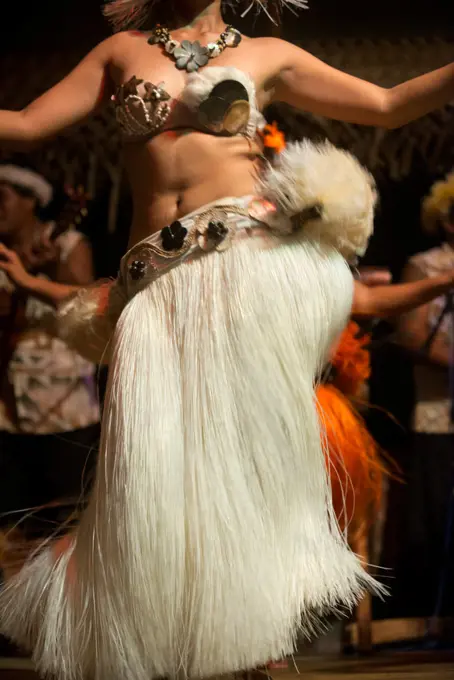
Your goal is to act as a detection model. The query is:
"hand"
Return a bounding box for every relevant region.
[0,243,34,290]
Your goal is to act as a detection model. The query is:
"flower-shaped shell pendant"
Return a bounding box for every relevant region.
[173,40,210,72]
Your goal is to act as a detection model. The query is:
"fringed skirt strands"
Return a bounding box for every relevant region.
[0,141,382,680]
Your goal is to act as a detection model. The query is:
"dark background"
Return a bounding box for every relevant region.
[2,1,453,50]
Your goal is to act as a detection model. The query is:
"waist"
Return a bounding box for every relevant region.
[126,145,262,242]
[121,195,283,300]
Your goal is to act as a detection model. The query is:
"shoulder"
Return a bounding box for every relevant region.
[247,37,316,82]
[55,228,88,262]
[247,37,300,62]
[93,30,144,60]
[249,36,294,51]
[256,37,313,56]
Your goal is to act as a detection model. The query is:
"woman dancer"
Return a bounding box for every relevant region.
[0,2,453,678]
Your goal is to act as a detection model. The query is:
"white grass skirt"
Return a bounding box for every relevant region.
[0,198,382,680]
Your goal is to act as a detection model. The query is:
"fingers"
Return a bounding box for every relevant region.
[0,242,16,264]
[0,243,19,270]
[0,245,28,280]
[0,240,57,273]
[0,260,12,274]
[0,256,14,277]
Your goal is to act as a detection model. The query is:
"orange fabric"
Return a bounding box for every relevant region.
[261,121,286,154]
[96,281,114,315]
[318,321,386,534]
[330,321,371,397]
[317,383,384,534]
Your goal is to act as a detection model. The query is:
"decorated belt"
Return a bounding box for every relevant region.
[119,196,281,298]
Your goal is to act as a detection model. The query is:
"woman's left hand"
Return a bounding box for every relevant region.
[0,243,34,289]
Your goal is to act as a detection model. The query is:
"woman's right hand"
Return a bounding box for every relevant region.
[0,244,34,289]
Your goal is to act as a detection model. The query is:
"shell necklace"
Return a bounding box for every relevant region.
[148,24,242,73]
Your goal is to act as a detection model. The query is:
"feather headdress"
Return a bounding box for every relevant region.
[422,171,454,234]
[103,0,309,31]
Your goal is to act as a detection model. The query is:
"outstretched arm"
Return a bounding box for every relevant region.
[0,35,122,145]
[271,40,454,129]
[352,272,454,319]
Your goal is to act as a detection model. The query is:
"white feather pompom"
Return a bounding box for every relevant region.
[103,1,309,31]
[260,140,377,260]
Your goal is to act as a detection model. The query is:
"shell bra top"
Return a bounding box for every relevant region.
[112,66,266,141]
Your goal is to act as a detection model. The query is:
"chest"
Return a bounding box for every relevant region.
[110,38,269,141]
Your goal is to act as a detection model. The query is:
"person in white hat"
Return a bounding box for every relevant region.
[0,165,100,575]
[0,164,86,302]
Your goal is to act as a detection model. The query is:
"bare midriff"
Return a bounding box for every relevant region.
[125,129,262,248]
